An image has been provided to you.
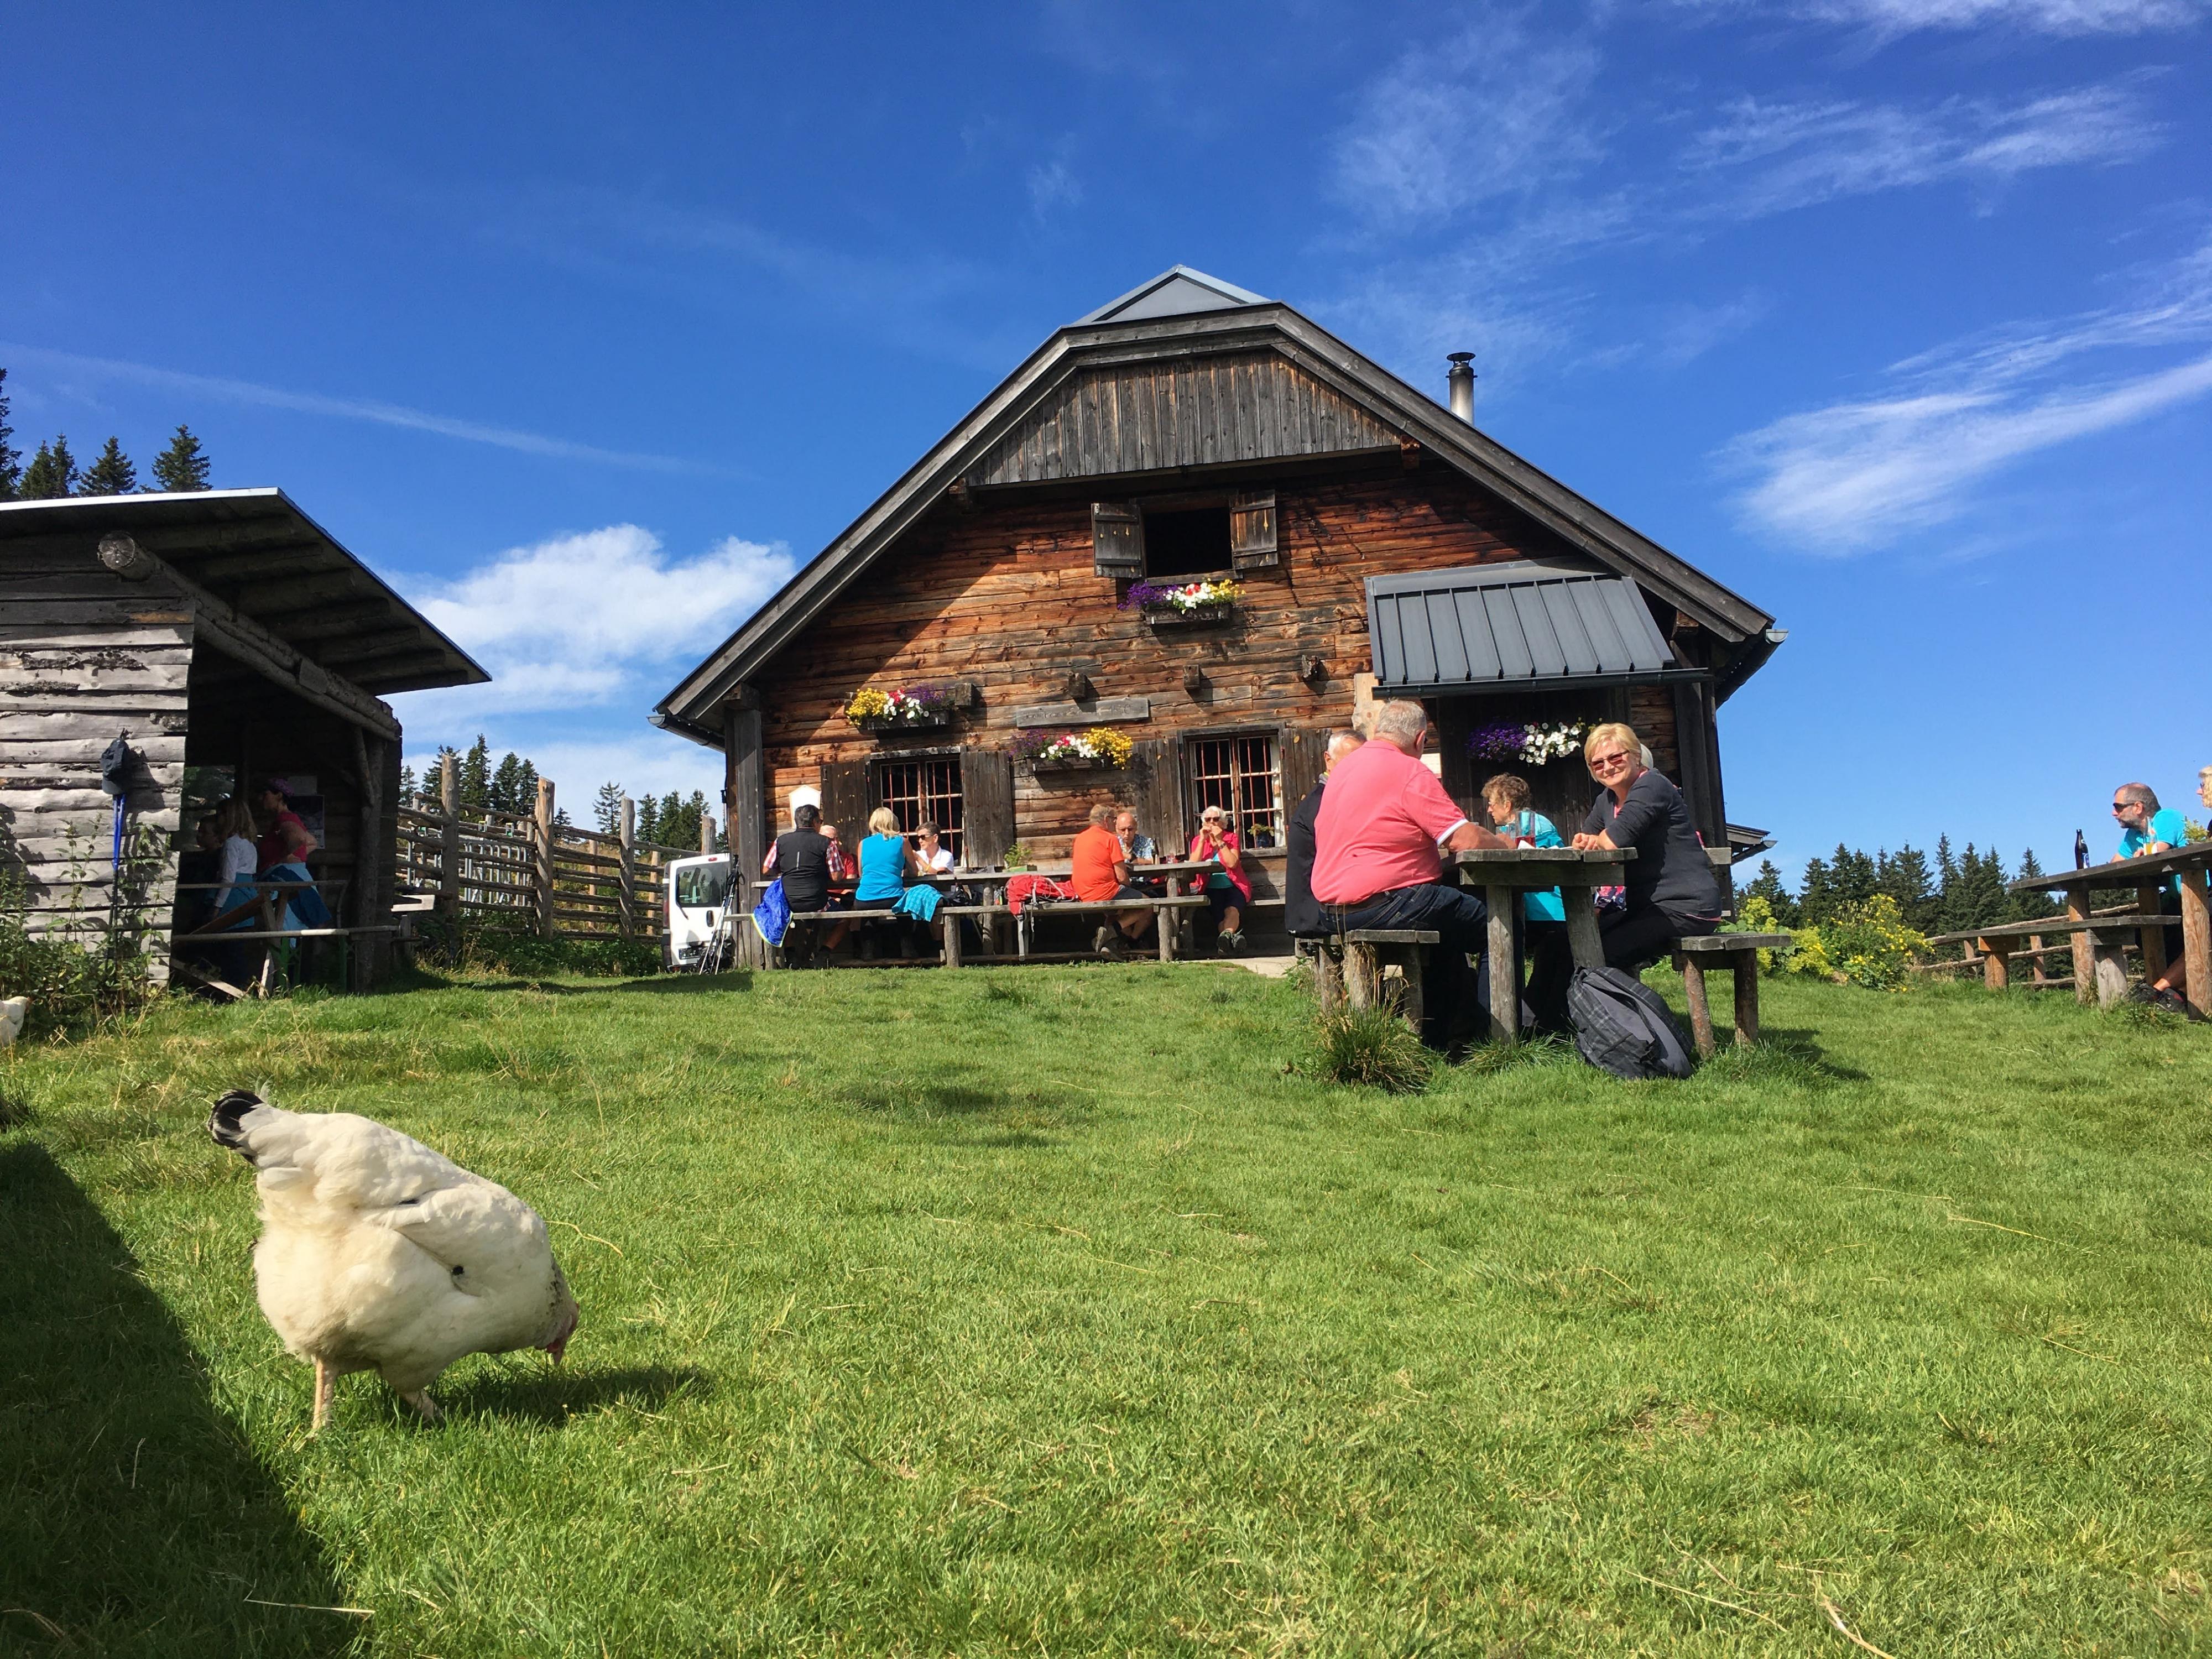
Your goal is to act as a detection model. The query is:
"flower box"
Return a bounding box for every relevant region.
[1014,727,1134,772]
[844,681,976,733]
[1030,755,1118,774]
[853,707,954,733]
[1141,602,1235,628]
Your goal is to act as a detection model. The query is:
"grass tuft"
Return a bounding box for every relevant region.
[1306,998,1434,1092]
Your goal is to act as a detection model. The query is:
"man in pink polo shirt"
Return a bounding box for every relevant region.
[1314,699,1508,1046]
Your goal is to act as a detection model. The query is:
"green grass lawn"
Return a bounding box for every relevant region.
[4,962,2211,1657]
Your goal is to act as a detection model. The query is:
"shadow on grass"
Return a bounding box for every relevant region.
[436,1362,713,1427]
[424,972,754,997]
[0,1144,356,1658]
[1694,1028,1869,1086]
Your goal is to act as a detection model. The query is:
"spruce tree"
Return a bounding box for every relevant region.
[458,737,493,811]
[1741,858,1797,925]
[2010,849,2059,921]
[79,435,138,496]
[20,436,79,498]
[490,753,529,816]
[1879,845,1937,932]
[0,367,20,499]
[398,761,419,803]
[593,781,625,835]
[635,795,661,846]
[1797,855,1834,926]
[150,424,211,492]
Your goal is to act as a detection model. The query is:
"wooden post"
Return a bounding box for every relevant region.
[1676,953,1717,1058]
[700,813,717,855]
[1731,959,1759,1046]
[1344,941,1381,1010]
[726,702,769,969]
[2180,863,2211,1018]
[1977,938,2010,992]
[1400,944,1427,1037]
[618,796,637,938]
[1485,884,1517,1046]
[1311,942,1345,1013]
[351,728,384,992]
[2067,888,2093,1004]
[439,753,461,919]
[2139,881,2168,983]
[535,776,556,938]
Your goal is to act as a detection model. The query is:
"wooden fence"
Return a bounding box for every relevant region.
[395,757,712,943]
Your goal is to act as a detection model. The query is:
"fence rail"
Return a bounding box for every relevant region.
[395,762,713,946]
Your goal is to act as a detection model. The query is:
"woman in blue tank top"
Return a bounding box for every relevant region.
[854,806,915,904]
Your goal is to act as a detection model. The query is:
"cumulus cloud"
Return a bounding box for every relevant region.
[397,524,795,718]
[1685,81,2163,216]
[1723,237,2212,550]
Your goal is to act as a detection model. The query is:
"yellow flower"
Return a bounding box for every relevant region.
[846,688,893,722]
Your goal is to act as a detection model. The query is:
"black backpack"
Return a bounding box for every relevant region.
[1567,966,1696,1080]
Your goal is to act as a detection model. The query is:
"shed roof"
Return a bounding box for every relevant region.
[0,489,487,695]
[1367,561,1685,695]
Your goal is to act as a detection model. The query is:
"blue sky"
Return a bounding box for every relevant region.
[7,0,2208,874]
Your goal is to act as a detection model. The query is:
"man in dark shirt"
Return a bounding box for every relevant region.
[1285,728,1364,939]
[770,804,836,913]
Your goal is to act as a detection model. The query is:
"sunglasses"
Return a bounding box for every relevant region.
[1590,753,1634,771]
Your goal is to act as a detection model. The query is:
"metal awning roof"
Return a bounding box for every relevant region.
[0,488,487,696]
[1367,561,1684,694]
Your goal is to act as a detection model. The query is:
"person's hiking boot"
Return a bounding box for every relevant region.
[2126,983,2160,1005]
[1217,930,1245,957]
[2154,987,2208,1022]
[1093,924,1117,956]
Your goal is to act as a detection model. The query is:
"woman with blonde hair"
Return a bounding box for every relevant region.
[1571,721,1724,971]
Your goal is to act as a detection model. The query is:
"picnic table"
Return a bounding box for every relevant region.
[750,859,1219,964]
[2008,842,2212,1013]
[1453,847,1634,1046]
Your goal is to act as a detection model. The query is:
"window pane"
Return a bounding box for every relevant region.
[874,758,964,860]
[1187,733,1280,850]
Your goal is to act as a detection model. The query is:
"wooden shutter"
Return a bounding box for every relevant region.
[1279,728,1328,817]
[1130,738,1185,858]
[1229,489,1278,571]
[1092,502,1144,578]
[959,748,1016,867]
[820,759,870,845]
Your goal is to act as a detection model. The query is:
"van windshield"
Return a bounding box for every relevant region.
[674,863,732,910]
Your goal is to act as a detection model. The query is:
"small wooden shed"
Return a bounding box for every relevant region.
[0,489,486,987]
[654,268,1783,950]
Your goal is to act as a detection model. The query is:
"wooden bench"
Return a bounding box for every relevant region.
[1671,932,1793,1057]
[1925,913,2163,1003]
[1308,929,1441,1034]
[1017,894,1209,962]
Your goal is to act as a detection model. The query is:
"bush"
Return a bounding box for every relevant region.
[415,919,666,979]
[1763,892,1928,991]
[0,872,158,1041]
[1307,1000,1434,1093]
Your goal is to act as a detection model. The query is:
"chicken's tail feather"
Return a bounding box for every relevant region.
[209,1089,267,1155]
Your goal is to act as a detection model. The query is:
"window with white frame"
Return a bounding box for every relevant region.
[1186,733,1282,850]
[873,757,963,859]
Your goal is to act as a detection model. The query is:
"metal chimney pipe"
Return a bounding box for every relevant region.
[1446,352,1477,423]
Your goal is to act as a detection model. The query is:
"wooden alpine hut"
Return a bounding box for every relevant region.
[0,489,486,989]
[654,268,1783,953]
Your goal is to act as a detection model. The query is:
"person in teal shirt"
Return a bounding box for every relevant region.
[2114,782,2197,1016]
[1483,774,1572,1032]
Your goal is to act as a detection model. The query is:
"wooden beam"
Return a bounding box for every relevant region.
[146,545,401,739]
[1012,695,1150,728]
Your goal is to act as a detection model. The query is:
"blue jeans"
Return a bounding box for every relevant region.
[1337,882,1490,1048]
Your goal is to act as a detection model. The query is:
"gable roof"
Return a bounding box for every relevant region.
[654,270,1780,742]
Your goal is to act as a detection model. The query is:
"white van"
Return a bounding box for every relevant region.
[665,853,735,968]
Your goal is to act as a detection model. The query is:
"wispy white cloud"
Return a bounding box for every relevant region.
[1327,18,1603,229]
[1026,152,1084,220]
[1686,81,2163,216]
[0,343,712,474]
[393,524,795,720]
[1683,0,2201,38]
[1723,237,2212,550]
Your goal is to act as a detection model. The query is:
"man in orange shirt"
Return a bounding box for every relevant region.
[1071,802,1152,954]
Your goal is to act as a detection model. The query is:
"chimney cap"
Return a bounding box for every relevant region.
[1446,351,1475,365]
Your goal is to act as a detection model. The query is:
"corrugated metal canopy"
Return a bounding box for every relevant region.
[0,488,487,695]
[1367,561,1681,693]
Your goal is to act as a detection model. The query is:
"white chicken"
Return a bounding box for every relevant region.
[209,1089,580,1430]
[1,997,26,1046]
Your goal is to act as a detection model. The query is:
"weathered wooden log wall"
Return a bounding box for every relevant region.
[1,548,191,975]
[748,456,1709,864]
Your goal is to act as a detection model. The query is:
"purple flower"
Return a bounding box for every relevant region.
[1466,721,1530,761]
[1119,582,1170,611]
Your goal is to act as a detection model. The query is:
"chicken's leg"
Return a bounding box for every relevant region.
[311,1357,336,1433]
[399,1389,442,1425]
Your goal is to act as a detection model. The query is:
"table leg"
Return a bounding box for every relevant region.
[1345,941,1380,1011]
[1731,960,1759,1047]
[1564,889,1605,971]
[2140,882,2168,983]
[1316,942,1344,1014]
[1485,883,1518,1046]
[1676,953,1716,1058]
[943,915,961,969]
[2067,890,2092,1005]
[1401,946,1427,1036]
[2181,864,2211,1018]
[1158,906,1175,963]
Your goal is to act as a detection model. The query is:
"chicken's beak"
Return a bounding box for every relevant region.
[545,1333,568,1365]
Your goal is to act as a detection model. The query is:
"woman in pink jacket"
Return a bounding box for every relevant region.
[1187,804,1253,956]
